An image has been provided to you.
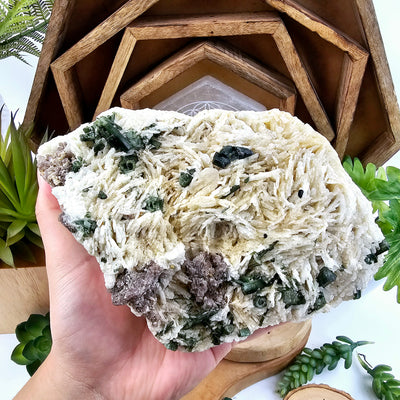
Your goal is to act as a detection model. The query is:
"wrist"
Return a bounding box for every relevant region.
[14,351,105,400]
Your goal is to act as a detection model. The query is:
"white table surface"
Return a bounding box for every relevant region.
[1,1,400,399]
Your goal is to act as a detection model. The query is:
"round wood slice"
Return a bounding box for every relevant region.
[181,320,312,400]
[284,384,355,400]
[225,319,312,362]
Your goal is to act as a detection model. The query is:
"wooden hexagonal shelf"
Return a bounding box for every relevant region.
[24,0,400,165]
[117,40,297,115]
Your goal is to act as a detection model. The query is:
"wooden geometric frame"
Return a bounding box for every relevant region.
[24,0,400,165]
[51,11,337,140]
[117,40,297,116]
[264,0,369,157]
[49,0,159,130]
[265,0,400,162]
[48,4,370,152]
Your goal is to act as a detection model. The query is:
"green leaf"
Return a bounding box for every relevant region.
[0,236,14,266]
[41,324,51,340]
[0,207,34,221]
[343,156,377,197]
[10,343,31,365]
[10,119,27,198]
[15,321,35,343]
[25,314,48,336]
[0,182,14,209]
[0,155,20,210]
[33,335,51,356]
[26,359,42,376]
[357,354,400,400]
[22,340,39,361]
[0,221,7,235]
[25,228,43,248]
[344,157,400,303]
[9,119,37,212]
[6,227,25,246]
[335,336,354,345]
[0,0,54,63]
[27,222,41,237]
[6,219,27,242]
[21,177,39,215]
[0,213,15,222]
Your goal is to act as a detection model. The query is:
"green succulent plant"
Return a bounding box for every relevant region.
[0,106,42,267]
[0,0,54,64]
[277,336,372,397]
[358,354,400,400]
[11,312,52,376]
[343,157,400,302]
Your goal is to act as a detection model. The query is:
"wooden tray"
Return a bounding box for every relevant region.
[0,244,47,333]
[24,0,400,165]
[182,320,312,400]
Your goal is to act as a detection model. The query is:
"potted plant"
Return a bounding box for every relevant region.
[0,108,48,333]
[0,0,54,333]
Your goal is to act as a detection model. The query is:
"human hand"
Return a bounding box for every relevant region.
[15,176,233,400]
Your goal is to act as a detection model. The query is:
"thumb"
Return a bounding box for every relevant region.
[35,174,94,282]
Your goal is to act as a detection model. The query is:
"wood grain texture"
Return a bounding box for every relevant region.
[121,41,205,109]
[22,0,75,129]
[94,28,137,119]
[264,0,368,58]
[49,0,160,130]
[23,0,400,166]
[182,322,311,400]
[354,0,400,164]
[360,130,396,165]
[130,12,281,40]
[204,41,296,107]
[266,0,371,150]
[284,384,355,400]
[0,267,49,334]
[225,320,311,363]
[51,65,84,129]
[272,23,335,141]
[121,40,297,112]
[51,0,159,71]
[334,54,369,158]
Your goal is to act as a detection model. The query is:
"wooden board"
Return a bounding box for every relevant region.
[0,266,49,333]
[284,384,355,400]
[225,320,312,363]
[23,0,400,165]
[182,320,312,400]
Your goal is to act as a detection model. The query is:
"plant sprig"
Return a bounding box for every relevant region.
[277,336,372,397]
[0,0,54,64]
[343,157,400,302]
[357,354,400,400]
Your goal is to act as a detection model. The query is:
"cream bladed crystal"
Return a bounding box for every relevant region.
[37,107,385,351]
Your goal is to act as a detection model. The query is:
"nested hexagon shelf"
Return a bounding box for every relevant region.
[118,40,297,116]
[25,0,400,165]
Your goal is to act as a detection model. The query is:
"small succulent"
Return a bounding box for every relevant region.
[11,312,52,376]
[0,106,42,267]
[358,354,400,400]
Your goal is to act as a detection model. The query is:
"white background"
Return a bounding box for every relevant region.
[0,1,400,399]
